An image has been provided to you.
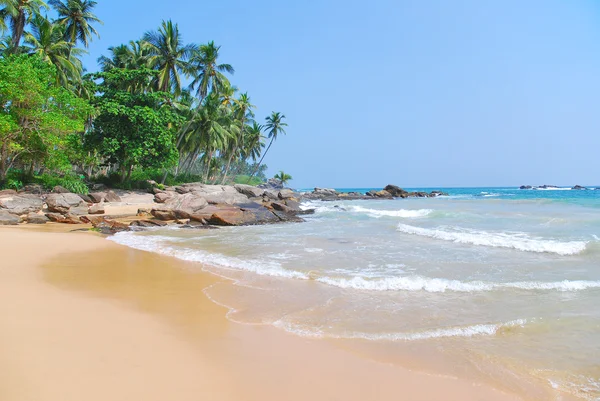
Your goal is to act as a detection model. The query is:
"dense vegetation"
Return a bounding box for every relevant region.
[0,0,288,192]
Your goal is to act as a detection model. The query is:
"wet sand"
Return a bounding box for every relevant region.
[0,225,523,401]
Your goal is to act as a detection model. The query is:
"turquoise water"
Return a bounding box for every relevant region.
[110,186,600,400]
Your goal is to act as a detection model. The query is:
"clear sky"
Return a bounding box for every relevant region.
[80,0,600,188]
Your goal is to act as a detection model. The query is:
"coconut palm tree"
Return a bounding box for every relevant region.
[248,112,287,182]
[242,122,264,162]
[220,93,254,184]
[190,41,234,101]
[24,14,83,86]
[274,171,292,185]
[48,0,101,50]
[0,0,48,48]
[142,19,196,94]
[98,40,150,71]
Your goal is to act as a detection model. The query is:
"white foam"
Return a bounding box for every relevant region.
[348,205,433,218]
[274,319,527,342]
[316,275,600,293]
[396,224,588,255]
[109,232,308,280]
[534,187,572,191]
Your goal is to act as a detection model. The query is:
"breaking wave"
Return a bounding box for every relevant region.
[348,205,433,218]
[396,224,588,255]
[273,319,528,341]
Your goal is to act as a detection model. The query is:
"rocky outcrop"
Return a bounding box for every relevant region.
[52,185,70,193]
[258,178,284,190]
[366,190,394,199]
[88,190,122,203]
[45,193,87,214]
[88,203,105,215]
[572,185,586,190]
[0,210,20,225]
[0,193,43,215]
[152,192,209,220]
[519,185,532,190]
[234,184,265,198]
[301,185,447,201]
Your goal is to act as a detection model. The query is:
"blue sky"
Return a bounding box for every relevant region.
[79,0,600,188]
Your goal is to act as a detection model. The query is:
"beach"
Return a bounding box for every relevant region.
[0,224,523,401]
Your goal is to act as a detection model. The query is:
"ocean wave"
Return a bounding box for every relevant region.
[273,319,527,341]
[348,205,433,218]
[316,275,600,292]
[108,232,308,280]
[396,224,588,255]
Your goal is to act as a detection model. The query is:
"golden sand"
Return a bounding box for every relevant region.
[0,225,523,401]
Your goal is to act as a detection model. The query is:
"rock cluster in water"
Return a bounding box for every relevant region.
[301,184,447,201]
[520,184,597,190]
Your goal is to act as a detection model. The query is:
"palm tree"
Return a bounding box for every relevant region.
[142,19,196,94]
[242,122,264,162]
[274,171,292,186]
[0,0,48,48]
[24,14,83,86]
[49,0,101,50]
[220,92,254,184]
[190,41,234,101]
[248,112,287,182]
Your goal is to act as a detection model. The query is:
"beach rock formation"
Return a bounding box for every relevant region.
[0,193,44,215]
[302,185,447,201]
[26,213,49,224]
[234,183,265,198]
[0,210,20,225]
[258,178,284,190]
[572,185,586,190]
[519,185,532,189]
[45,193,88,214]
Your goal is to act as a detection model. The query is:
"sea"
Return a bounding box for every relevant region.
[109,187,600,400]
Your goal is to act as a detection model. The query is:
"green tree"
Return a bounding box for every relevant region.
[49,0,101,50]
[220,92,254,184]
[143,20,196,94]
[190,41,234,101]
[0,0,48,48]
[274,170,292,185]
[249,111,287,182]
[24,14,83,87]
[89,68,183,182]
[0,54,90,183]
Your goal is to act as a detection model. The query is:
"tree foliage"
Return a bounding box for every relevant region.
[0,54,90,182]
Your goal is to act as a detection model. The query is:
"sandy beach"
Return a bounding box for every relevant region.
[0,225,524,401]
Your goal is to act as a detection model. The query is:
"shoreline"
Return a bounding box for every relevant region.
[0,224,540,401]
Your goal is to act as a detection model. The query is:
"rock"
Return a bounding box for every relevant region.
[278,189,295,200]
[366,190,393,198]
[383,185,408,197]
[129,219,168,228]
[272,210,304,223]
[0,189,17,197]
[202,191,249,205]
[88,192,105,203]
[90,218,129,234]
[519,185,532,190]
[206,205,280,226]
[163,193,209,218]
[104,190,122,203]
[175,219,190,225]
[88,203,105,215]
[258,178,284,190]
[0,194,43,215]
[46,193,86,214]
[46,213,82,224]
[271,201,296,214]
[154,192,174,203]
[314,187,338,196]
[78,194,93,203]
[26,212,48,224]
[20,184,44,194]
[174,186,191,194]
[137,208,151,216]
[151,209,177,221]
[52,185,70,193]
[263,189,280,200]
[572,185,586,190]
[284,199,302,211]
[90,183,107,191]
[234,184,265,198]
[79,215,105,225]
[69,206,90,216]
[0,210,20,225]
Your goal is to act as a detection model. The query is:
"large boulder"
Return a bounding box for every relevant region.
[258,178,284,190]
[163,193,209,218]
[0,193,43,215]
[206,205,280,226]
[278,189,296,200]
[88,192,105,203]
[366,190,393,199]
[234,184,265,198]
[26,212,48,224]
[104,190,122,202]
[88,203,105,215]
[0,210,20,225]
[45,193,87,214]
[52,185,70,193]
[383,185,408,197]
[129,219,168,228]
[154,192,175,203]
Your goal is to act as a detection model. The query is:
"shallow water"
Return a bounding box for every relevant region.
[110,187,600,400]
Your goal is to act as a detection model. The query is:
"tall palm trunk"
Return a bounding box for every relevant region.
[247,137,274,184]
[203,149,214,183]
[221,118,244,185]
[11,10,26,48]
